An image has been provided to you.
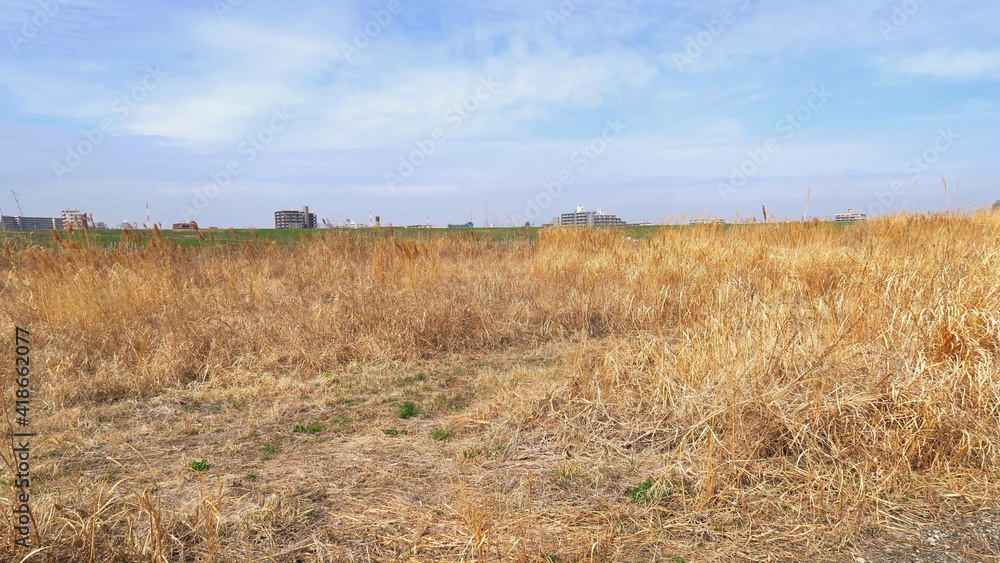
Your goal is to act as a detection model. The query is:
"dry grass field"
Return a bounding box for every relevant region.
[2,214,1000,562]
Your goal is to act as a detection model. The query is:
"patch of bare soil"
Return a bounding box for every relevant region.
[857,511,1000,562]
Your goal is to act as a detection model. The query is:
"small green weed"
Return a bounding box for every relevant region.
[188,459,211,472]
[292,422,327,434]
[260,438,281,460]
[550,463,591,489]
[430,427,453,441]
[627,479,672,504]
[464,443,507,459]
[396,401,422,419]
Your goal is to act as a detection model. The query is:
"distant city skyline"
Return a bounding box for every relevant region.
[3,201,981,229]
[2,1,998,228]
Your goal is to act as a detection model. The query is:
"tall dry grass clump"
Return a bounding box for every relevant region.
[0,214,998,560]
[473,214,1000,557]
[1,229,680,404]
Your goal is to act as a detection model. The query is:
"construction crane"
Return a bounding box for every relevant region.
[10,190,23,216]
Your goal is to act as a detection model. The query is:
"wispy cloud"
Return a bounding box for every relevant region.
[895,48,1000,79]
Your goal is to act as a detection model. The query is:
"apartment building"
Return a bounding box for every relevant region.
[550,206,627,227]
[1,215,64,229]
[274,206,318,229]
[834,209,867,222]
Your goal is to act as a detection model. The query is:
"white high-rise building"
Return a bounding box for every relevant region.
[61,209,93,229]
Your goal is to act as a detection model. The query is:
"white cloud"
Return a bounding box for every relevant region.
[895,48,1000,79]
[964,99,995,112]
[89,9,659,151]
[119,19,345,144]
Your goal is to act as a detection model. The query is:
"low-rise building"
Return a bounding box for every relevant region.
[1,215,64,229]
[332,218,361,229]
[835,208,867,222]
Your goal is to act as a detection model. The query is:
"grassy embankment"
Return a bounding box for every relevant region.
[0,222,752,248]
[0,226,549,247]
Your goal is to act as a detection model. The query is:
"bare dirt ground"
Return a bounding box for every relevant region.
[19,341,1000,561]
[857,510,1000,562]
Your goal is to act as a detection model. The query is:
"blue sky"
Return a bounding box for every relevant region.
[2,0,998,227]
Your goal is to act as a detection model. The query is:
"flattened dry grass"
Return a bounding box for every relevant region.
[1,213,999,561]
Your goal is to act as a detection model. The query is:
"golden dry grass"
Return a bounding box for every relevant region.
[1,213,999,561]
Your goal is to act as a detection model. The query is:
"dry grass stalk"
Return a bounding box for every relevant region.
[0,213,998,560]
